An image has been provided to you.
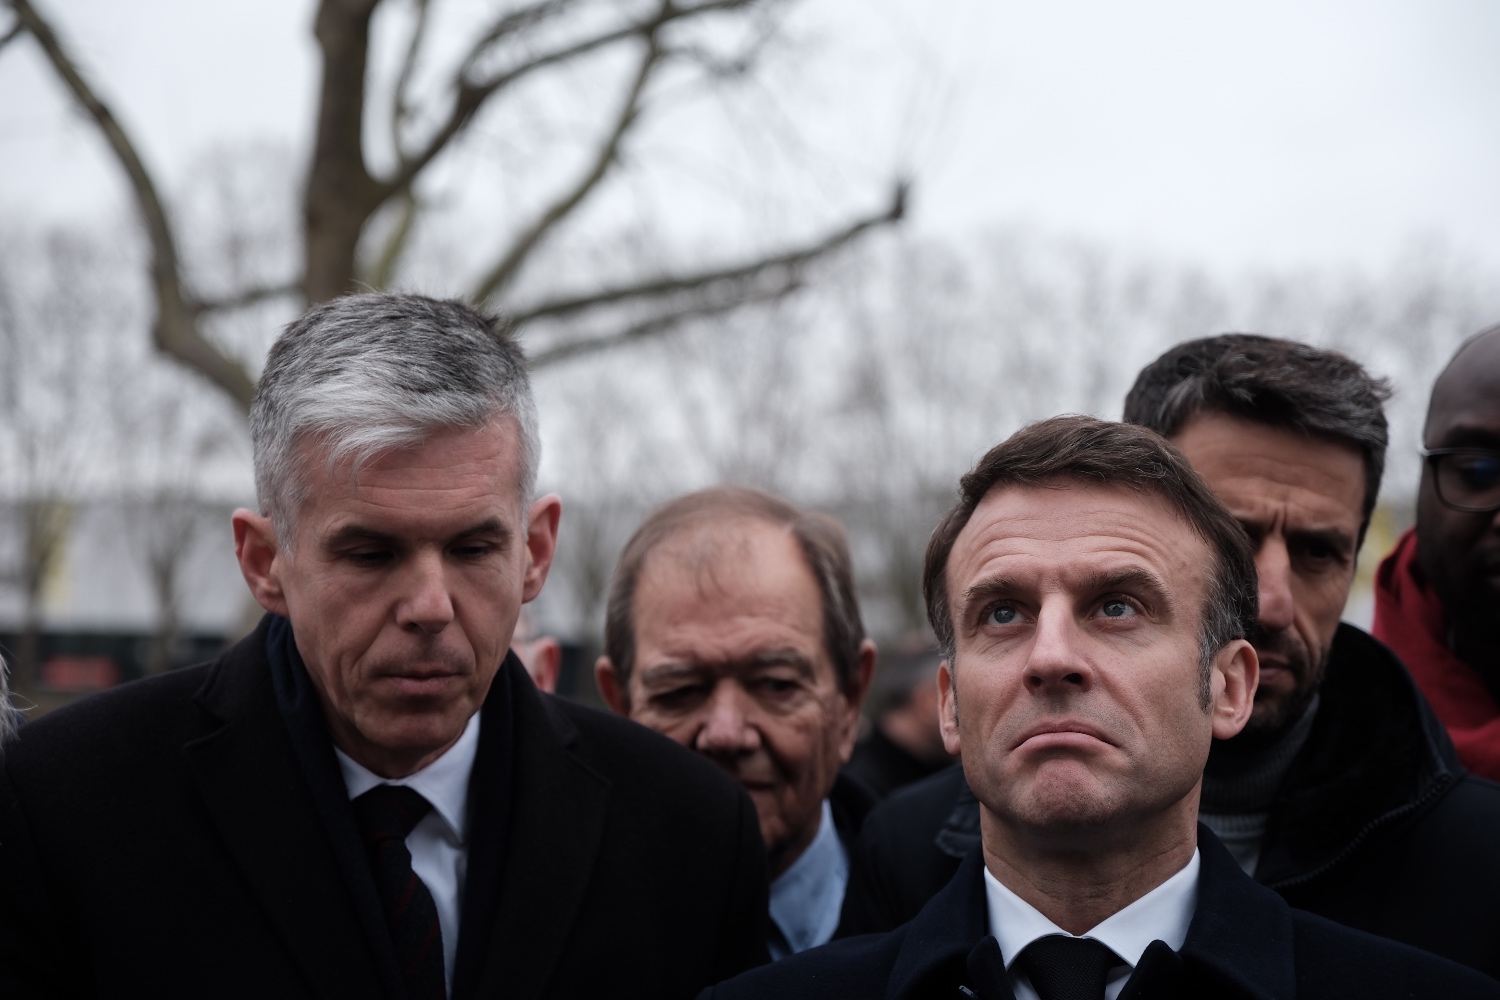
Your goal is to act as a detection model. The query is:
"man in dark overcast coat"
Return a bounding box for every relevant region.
[708,416,1498,999]
[0,293,767,1000]
[842,335,1500,979]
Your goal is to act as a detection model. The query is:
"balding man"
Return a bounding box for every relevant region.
[595,487,876,959]
[1376,324,1500,783]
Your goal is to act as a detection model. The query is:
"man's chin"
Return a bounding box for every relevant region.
[1222,691,1314,754]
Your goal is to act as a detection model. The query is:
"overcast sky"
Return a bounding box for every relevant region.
[3,0,1498,276]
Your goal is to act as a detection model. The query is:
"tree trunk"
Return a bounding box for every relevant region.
[304,0,386,305]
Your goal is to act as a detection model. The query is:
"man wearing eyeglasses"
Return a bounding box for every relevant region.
[1376,324,1500,784]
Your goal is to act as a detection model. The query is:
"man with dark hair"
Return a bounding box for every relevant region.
[595,485,876,959]
[1376,324,1500,782]
[704,415,1496,1000]
[0,293,768,999]
[843,334,1500,977]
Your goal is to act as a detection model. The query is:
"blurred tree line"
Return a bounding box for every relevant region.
[2,1,1497,699]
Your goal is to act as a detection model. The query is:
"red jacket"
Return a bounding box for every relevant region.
[1373,527,1500,782]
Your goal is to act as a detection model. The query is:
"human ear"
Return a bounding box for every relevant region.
[1210,639,1258,740]
[521,494,562,601]
[231,509,289,617]
[594,656,630,716]
[836,639,879,762]
[937,660,962,755]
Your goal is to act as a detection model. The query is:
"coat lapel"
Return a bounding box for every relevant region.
[886,849,999,999]
[1137,827,1296,1000]
[182,623,391,1000]
[471,665,611,1000]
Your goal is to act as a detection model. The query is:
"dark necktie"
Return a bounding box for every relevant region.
[1016,934,1123,1000]
[352,785,447,1000]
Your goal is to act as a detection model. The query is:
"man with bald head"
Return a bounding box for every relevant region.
[596,486,876,959]
[1376,324,1500,783]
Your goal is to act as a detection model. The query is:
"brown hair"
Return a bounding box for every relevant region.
[1123,333,1391,533]
[604,486,867,701]
[922,416,1257,702]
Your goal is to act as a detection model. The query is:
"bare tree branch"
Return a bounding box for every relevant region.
[7,0,256,407]
[0,18,22,53]
[511,180,907,326]
[189,281,301,316]
[304,0,384,303]
[364,190,420,290]
[471,31,662,303]
[379,0,753,202]
[458,0,578,78]
[528,272,802,367]
[390,0,432,160]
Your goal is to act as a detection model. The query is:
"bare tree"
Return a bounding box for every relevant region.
[3,0,904,410]
[0,225,123,687]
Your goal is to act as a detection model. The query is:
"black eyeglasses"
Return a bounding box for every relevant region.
[1422,448,1500,513]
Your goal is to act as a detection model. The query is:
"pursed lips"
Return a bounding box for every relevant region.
[1011,719,1115,751]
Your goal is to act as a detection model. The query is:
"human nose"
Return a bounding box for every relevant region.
[693,684,761,757]
[1255,537,1295,633]
[1024,605,1095,695]
[395,550,456,634]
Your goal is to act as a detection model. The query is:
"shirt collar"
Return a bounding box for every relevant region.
[335,711,482,844]
[768,799,848,957]
[984,849,1199,968]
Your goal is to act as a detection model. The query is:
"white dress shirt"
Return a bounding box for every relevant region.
[983,850,1200,1000]
[337,713,481,996]
[768,799,848,959]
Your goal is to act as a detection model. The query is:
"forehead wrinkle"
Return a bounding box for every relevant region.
[648,516,792,605]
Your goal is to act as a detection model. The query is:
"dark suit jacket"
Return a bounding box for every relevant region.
[0,616,768,999]
[841,625,1500,978]
[705,827,1500,999]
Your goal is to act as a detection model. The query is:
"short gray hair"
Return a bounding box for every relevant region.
[251,293,539,543]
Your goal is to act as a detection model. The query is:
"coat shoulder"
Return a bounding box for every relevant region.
[1290,909,1500,998]
[698,931,901,1000]
[2,664,213,780]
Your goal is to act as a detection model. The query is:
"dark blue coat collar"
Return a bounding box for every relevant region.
[885,826,1296,1000]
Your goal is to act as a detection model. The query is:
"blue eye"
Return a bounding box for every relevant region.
[986,606,1019,626]
[1100,600,1136,618]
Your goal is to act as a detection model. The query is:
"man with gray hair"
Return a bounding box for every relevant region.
[0,293,768,1000]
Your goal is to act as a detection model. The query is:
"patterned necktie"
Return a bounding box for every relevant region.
[1016,934,1123,1000]
[352,785,447,1000]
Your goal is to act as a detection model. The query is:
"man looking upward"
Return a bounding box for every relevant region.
[703,416,1495,999]
[843,335,1500,977]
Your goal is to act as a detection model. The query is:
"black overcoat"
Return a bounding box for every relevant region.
[705,828,1500,999]
[0,616,769,999]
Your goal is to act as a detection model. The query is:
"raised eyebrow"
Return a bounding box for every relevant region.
[1083,568,1175,614]
[958,577,1027,622]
